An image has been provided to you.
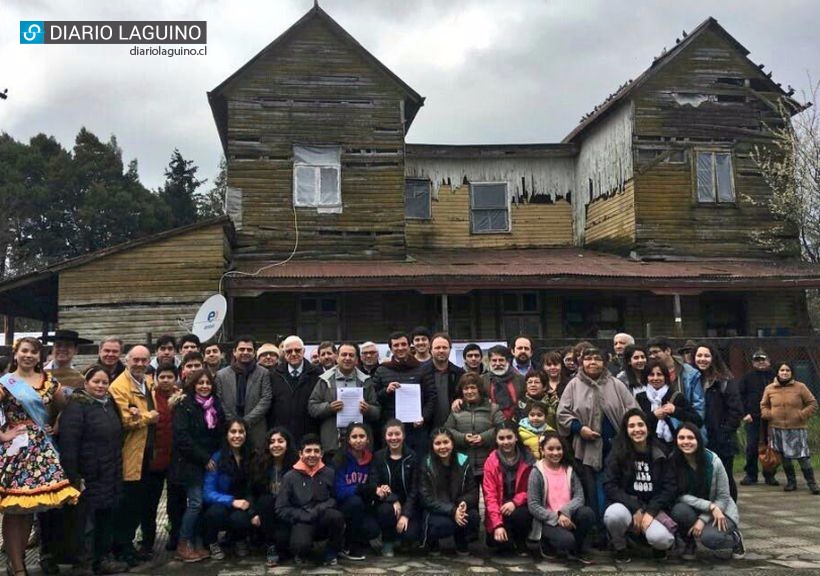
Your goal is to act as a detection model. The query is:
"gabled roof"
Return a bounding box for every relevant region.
[208,4,425,152]
[562,17,801,143]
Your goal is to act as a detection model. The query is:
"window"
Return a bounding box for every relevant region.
[562,297,624,339]
[298,296,340,342]
[405,179,431,219]
[293,145,341,211]
[470,182,509,233]
[696,151,735,203]
[501,292,541,338]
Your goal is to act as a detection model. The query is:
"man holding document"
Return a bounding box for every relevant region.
[308,342,380,453]
[372,332,435,455]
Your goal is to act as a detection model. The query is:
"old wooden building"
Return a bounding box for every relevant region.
[0,6,819,344]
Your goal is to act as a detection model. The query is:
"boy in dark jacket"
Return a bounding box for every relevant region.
[276,434,345,566]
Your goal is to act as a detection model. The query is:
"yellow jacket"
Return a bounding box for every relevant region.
[109,370,155,481]
[518,418,553,460]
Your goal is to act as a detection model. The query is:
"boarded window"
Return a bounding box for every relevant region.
[299,296,339,342]
[293,145,341,211]
[470,182,509,233]
[405,179,431,220]
[501,292,542,338]
[696,151,735,203]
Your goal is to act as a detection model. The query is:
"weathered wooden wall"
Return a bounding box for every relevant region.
[630,26,798,258]
[58,223,227,344]
[405,184,573,250]
[584,180,636,249]
[224,17,408,259]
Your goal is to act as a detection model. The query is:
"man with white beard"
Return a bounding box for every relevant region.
[480,345,524,422]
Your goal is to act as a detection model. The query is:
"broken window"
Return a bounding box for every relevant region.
[470,182,509,234]
[404,178,431,220]
[293,145,341,211]
[696,151,735,203]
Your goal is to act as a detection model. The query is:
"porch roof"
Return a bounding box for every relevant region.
[226,248,820,295]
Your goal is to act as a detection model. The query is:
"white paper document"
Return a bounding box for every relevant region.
[395,383,422,423]
[336,387,364,428]
[6,433,28,456]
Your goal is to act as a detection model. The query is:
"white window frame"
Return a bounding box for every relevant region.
[470,181,511,234]
[404,178,432,220]
[695,150,735,204]
[293,145,341,212]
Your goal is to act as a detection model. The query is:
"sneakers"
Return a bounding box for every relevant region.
[94,557,131,575]
[682,538,697,561]
[732,530,746,560]
[614,548,631,564]
[208,543,225,561]
[455,542,470,556]
[381,542,395,558]
[323,550,338,566]
[340,546,366,561]
[739,476,757,486]
[764,475,780,486]
[175,541,206,563]
[266,545,280,567]
[652,548,668,561]
[234,540,249,558]
[566,551,594,565]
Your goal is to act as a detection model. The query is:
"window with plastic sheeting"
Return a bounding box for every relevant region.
[696,151,735,204]
[293,145,341,212]
[470,182,510,233]
[404,179,431,220]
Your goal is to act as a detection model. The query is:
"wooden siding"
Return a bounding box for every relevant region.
[630,26,798,258]
[57,223,227,344]
[406,185,572,250]
[225,17,408,259]
[584,180,636,249]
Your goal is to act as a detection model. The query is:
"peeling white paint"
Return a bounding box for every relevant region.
[573,103,634,244]
[671,92,715,107]
[405,156,575,202]
[226,186,243,229]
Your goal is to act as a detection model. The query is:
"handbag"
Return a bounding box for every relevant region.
[758,440,781,473]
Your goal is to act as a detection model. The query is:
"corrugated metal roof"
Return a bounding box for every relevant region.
[227,249,820,292]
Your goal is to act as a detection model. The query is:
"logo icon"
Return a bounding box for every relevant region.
[20,21,45,44]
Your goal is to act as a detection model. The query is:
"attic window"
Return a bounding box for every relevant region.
[470,182,510,234]
[405,179,431,220]
[293,145,341,212]
[696,151,735,204]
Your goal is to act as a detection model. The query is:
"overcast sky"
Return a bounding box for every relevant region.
[3,0,820,191]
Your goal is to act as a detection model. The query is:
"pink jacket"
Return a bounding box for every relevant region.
[482,449,533,532]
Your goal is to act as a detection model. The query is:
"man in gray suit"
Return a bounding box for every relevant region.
[215,335,272,452]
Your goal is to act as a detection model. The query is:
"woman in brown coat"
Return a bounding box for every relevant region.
[760,361,819,494]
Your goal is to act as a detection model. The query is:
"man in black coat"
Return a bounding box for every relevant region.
[423,333,465,428]
[371,332,434,454]
[268,335,321,441]
[738,349,778,486]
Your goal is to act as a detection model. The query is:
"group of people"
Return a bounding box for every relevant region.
[0,328,817,574]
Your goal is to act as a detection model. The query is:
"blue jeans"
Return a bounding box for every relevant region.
[180,482,203,542]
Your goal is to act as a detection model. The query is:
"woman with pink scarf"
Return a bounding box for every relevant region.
[170,369,225,562]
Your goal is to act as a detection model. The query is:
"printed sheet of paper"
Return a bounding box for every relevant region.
[395,383,422,423]
[336,387,364,428]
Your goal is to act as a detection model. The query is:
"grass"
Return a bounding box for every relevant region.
[734,416,820,472]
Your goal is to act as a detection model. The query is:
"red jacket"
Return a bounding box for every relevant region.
[482,449,533,532]
[150,390,175,472]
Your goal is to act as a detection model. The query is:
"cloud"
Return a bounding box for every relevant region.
[1,0,819,190]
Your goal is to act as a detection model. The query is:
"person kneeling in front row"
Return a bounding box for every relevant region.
[276,434,345,566]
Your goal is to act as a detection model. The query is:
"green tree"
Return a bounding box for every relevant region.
[197,155,226,218]
[159,149,203,228]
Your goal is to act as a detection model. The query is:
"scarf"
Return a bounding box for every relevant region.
[776,377,793,386]
[646,385,672,442]
[488,366,515,410]
[498,447,521,500]
[195,394,218,429]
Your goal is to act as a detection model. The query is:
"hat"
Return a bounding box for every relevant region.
[752,348,768,360]
[677,339,697,354]
[256,343,280,358]
[42,329,92,345]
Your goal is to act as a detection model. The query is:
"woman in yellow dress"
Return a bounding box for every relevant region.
[0,337,80,575]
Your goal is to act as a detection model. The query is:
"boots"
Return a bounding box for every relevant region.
[800,464,820,495]
[783,461,797,492]
[175,540,206,563]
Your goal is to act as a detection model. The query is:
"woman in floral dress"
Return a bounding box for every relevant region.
[0,337,80,575]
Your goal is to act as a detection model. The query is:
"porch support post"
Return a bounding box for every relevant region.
[3,315,14,346]
[673,293,683,337]
[441,293,449,332]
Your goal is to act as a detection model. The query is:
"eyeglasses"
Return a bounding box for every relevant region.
[753,356,768,361]
[284,348,303,355]
[258,352,277,358]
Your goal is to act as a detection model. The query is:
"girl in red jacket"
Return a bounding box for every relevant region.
[482,422,534,554]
